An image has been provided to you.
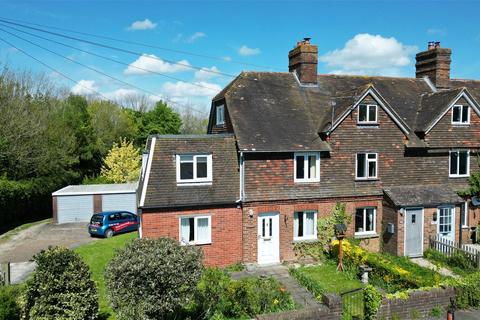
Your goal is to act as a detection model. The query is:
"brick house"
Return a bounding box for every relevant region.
[138,40,480,266]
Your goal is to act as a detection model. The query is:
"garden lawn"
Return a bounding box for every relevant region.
[75,232,138,320]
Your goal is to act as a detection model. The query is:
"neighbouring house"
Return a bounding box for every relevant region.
[138,39,480,266]
[52,183,138,224]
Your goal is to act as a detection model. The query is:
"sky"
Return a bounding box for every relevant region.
[1,0,480,114]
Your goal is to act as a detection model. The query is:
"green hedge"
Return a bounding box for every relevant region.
[445,271,480,309]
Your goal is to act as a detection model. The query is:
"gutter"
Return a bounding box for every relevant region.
[236,151,244,203]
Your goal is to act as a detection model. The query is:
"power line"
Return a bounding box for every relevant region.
[0,26,210,115]
[0,22,220,93]
[0,16,282,71]
[0,18,237,79]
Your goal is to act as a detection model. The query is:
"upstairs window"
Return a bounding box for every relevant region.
[294,211,317,240]
[355,208,376,235]
[450,150,469,177]
[176,154,212,184]
[294,152,320,182]
[452,105,470,125]
[356,153,377,180]
[358,104,377,124]
[216,105,225,125]
[180,216,211,245]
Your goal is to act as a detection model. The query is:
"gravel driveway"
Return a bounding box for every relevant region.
[0,221,98,263]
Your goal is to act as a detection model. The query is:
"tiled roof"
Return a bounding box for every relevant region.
[384,185,464,207]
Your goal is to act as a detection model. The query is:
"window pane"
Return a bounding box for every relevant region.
[452,106,461,122]
[461,106,469,123]
[180,155,193,162]
[294,213,299,237]
[368,105,376,122]
[196,156,208,178]
[262,219,265,237]
[188,217,195,242]
[357,154,366,178]
[461,203,467,226]
[269,218,272,237]
[180,218,190,243]
[368,159,376,178]
[355,209,364,233]
[459,151,468,175]
[359,105,367,122]
[366,208,375,232]
[297,212,304,237]
[180,162,194,180]
[197,218,209,242]
[305,212,315,236]
[450,152,458,175]
[308,155,316,179]
[296,156,305,179]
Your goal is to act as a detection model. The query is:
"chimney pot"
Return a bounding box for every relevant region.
[428,41,435,50]
[289,38,318,85]
[435,41,441,48]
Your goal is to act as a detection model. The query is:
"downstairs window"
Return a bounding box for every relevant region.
[294,211,317,240]
[179,216,211,245]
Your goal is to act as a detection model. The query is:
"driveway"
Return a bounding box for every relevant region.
[0,221,98,263]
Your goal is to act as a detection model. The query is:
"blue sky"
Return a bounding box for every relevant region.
[1,0,479,114]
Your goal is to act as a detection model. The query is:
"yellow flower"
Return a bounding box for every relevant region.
[273,299,279,304]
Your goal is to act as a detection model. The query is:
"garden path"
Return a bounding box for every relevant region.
[409,257,459,278]
[230,264,323,309]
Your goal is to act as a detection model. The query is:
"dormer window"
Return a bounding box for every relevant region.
[216,105,225,125]
[176,154,212,184]
[358,104,377,124]
[294,152,320,183]
[452,105,470,125]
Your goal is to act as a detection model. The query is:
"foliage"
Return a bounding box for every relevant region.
[82,174,111,185]
[445,271,480,309]
[0,285,22,320]
[179,107,208,134]
[424,249,476,276]
[100,139,141,183]
[429,306,443,318]
[22,246,98,319]
[363,284,382,320]
[193,268,295,319]
[331,240,442,292]
[223,262,244,272]
[75,232,138,320]
[105,237,203,320]
[460,156,480,196]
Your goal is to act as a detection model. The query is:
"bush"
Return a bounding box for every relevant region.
[105,237,204,320]
[0,285,22,320]
[446,271,480,309]
[424,249,476,276]
[194,268,295,318]
[363,284,382,320]
[22,246,98,319]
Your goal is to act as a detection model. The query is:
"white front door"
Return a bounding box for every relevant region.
[257,212,280,265]
[438,206,455,241]
[404,208,424,257]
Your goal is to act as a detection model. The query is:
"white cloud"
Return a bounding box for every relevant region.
[127,19,157,31]
[238,45,261,56]
[124,54,191,75]
[173,32,206,43]
[161,81,221,98]
[194,66,220,81]
[320,34,418,76]
[71,80,99,95]
[427,28,447,36]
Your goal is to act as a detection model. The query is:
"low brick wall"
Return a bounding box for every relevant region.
[378,287,455,319]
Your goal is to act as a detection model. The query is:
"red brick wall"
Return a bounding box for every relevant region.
[141,206,243,267]
[243,197,383,264]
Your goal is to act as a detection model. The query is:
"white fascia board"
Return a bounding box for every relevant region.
[139,137,156,207]
[52,190,136,196]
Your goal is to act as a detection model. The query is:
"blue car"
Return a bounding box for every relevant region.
[88,211,139,238]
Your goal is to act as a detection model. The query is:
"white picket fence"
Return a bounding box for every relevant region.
[429,234,480,269]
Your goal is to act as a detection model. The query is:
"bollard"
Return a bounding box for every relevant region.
[447,308,454,320]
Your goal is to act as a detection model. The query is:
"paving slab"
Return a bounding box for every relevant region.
[410,257,459,278]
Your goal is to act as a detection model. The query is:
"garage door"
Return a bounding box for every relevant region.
[102,193,137,214]
[57,195,94,224]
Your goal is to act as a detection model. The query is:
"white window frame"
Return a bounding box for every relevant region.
[357,104,378,124]
[449,150,470,178]
[461,201,469,228]
[293,211,317,241]
[179,215,212,245]
[437,206,455,240]
[355,207,377,236]
[216,105,225,125]
[451,104,470,125]
[294,152,320,183]
[176,154,213,184]
[355,153,378,180]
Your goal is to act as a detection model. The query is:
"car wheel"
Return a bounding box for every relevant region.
[105,229,114,238]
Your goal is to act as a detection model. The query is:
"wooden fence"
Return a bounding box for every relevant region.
[429,234,480,269]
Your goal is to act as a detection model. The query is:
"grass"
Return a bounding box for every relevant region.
[424,248,476,277]
[0,218,51,245]
[74,232,138,320]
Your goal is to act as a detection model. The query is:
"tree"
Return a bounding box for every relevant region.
[461,157,480,196]
[179,107,209,134]
[100,139,141,183]
[105,238,203,320]
[22,247,98,320]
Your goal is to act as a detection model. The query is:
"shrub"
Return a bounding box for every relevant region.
[446,271,480,309]
[22,246,98,320]
[105,237,203,320]
[363,284,382,320]
[0,285,22,320]
[194,268,295,318]
[424,249,476,276]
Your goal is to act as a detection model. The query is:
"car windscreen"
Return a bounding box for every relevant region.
[91,214,103,224]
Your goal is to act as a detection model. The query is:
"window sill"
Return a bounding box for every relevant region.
[462,225,470,229]
[452,123,470,127]
[294,180,320,184]
[357,123,379,128]
[355,178,379,182]
[181,241,212,246]
[177,182,213,187]
[292,238,319,244]
[354,233,379,239]
[449,175,469,179]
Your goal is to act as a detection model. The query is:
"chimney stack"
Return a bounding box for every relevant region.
[288,38,318,85]
[415,41,451,89]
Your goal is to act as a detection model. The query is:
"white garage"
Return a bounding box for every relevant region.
[52,183,138,224]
